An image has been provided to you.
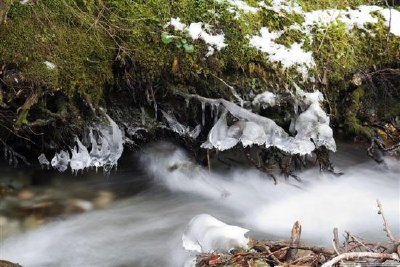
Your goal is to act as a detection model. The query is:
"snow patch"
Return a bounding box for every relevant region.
[44,61,56,70]
[165,18,226,56]
[248,27,314,76]
[182,214,249,253]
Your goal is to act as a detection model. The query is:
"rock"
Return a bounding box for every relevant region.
[0,183,14,197]
[17,189,34,201]
[0,260,23,267]
[65,199,94,214]
[94,191,114,209]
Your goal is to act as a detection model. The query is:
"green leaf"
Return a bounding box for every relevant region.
[183,43,195,54]
[161,32,173,45]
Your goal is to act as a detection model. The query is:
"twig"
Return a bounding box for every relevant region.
[285,221,302,262]
[321,252,399,267]
[377,199,396,243]
[333,228,341,255]
[345,231,373,252]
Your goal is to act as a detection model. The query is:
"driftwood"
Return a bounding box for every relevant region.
[195,200,400,267]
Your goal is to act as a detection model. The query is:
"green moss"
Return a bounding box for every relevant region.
[1,0,399,134]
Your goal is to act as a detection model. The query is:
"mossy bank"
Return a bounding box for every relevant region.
[0,0,399,162]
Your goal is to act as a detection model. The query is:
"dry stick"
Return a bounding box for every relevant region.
[321,252,400,267]
[376,199,396,243]
[285,221,302,262]
[345,231,373,252]
[332,228,341,255]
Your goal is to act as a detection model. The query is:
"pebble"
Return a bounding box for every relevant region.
[18,189,35,200]
[65,199,94,214]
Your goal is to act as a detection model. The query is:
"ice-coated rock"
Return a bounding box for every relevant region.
[182,214,249,253]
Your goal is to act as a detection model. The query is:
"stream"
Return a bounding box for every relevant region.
[0,141,399,267]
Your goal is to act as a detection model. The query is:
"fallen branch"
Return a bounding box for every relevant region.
[321,252,399,267]
[377,199,396,243]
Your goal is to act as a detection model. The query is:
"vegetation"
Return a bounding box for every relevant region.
[0,0,399,155]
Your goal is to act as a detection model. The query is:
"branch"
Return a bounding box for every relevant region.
[285,221,302,262]
[377,199,396,243]
[321,252,399,267]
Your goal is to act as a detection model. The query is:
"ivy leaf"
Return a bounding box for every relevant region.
[183,43,195,54]
[161,32,173,45]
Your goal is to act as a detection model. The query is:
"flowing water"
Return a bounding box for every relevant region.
[0,142,399,267]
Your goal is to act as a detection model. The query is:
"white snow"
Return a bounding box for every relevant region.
[182,214,249,253]
[165,18,226,56]
[44,61,56,70]
[380,8,400,36]
[226,0,259,14]
[165,17,186,31]
[248,27,315,76]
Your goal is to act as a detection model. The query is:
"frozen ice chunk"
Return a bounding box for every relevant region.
[51,150,70,172]
[182,214,249,253]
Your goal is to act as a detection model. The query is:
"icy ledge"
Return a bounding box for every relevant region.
[39,115,124,174]
[183,214,249,253]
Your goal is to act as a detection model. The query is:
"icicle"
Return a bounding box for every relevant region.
[201,101,206,126]
[161,110,186,135]
[140,107,146,125]
[70,137,91,174]
[38,153,50,170]
[51,150,70,172]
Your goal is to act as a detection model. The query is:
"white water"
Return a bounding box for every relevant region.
[1,142,399,267]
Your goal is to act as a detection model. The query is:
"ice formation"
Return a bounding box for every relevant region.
[50,115,124,174]
[37,153,50,169]
[51,150,70,172]
[161,110,201,139]
[182,214,249,253]
[184,82,336,155]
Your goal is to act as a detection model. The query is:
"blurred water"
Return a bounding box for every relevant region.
[0,142,399,267]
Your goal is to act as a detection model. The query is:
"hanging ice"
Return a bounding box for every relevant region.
[182,214,249,253]
[38,153,50,169]
[161,110,201,139]
[51,150,70,172]
[49,115,124,174]
[70,138,91,174]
